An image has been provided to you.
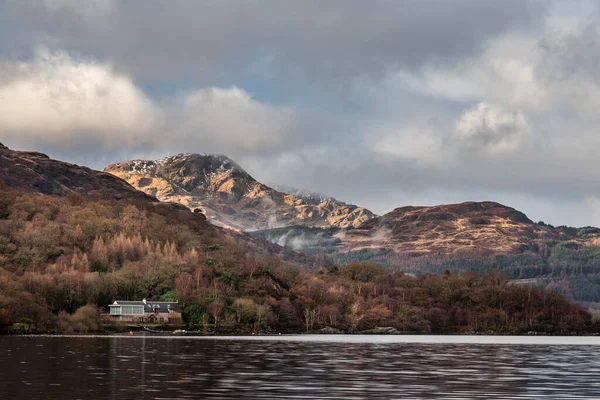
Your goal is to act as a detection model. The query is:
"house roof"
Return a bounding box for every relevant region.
[110,300,181,313]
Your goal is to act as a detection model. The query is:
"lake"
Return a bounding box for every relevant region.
[1,335,600,399]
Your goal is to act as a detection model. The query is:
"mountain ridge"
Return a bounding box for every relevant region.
[254,200,572,258]
[105,153,376,231]
[0,142,322,267]
[343,200,563,255]
[270,183,353,206]
[0,142,153,202]
[2,142,600,313]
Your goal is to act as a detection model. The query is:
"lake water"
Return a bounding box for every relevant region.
[1,335,600,399]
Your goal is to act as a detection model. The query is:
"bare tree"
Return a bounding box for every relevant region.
[208,300,224,328]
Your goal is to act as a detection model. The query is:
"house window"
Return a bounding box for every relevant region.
[122,305,144,315]
[110,307,121,315]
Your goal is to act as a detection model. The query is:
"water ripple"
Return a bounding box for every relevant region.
[1,336,600,399]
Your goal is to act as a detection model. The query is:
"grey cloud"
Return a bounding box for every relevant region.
[3,1,600,228]
[242,143,600,227]
[537,20,600,83]
[163,86,333,159]
[0,49,331,169]
[1,0,544,83]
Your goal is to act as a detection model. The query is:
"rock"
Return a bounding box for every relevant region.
[317,326,343,334]
[361,327,401,335]
[105,153,376,231]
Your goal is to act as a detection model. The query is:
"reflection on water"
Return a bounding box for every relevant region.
[1,335,600,399]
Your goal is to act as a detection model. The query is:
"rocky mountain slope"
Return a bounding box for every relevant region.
[342,201,566,255]
[105,153,375,231]
[253,202,600,303]
[3,142,600,304]
[0,144,590,334]
[0,142,153,201]
[0,143,319,268]
[254,201,573,257]
[270,184,350,206]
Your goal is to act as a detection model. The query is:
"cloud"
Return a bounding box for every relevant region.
[0,49,319,162]
[0,0,544,82]
[587,196,600,227]
[453,102,532,155]
[2,2,600,227]
[0,48,159,149]
[41,0,115,18]
[391,68,484,103]
[170,86,300,155]
[400,20,600,120]
[371,125,444,164]
[322,6,600,227]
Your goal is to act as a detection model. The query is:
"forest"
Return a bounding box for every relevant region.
[0,186,595,335]
[255,225,600,303]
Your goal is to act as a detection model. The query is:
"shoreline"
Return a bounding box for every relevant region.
[4,333,600,346]
[2,329,598,337]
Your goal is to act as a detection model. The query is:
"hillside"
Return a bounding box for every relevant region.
[0,143,317,267]
[0,142,153,201]
[105,154,375,231]
[253,202,600,303]
[0,186,591,335]
[255,202,567,256]
[0,145,593,335]
[343,201,565,255]
[270,184,351,206]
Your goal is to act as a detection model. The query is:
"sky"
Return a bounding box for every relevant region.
[2,0,600,226]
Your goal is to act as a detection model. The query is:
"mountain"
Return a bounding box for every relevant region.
[0,143,319,268]
[342,201,565,256]
[270,184,349,206]
[0,142,152,201]
[256,201,568,256]
[3,144,589,335]
[105,153,375,231]
[253,201,600,303]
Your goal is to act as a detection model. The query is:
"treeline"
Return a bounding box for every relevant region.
[0,188,594,334]
[257,225,600,303]
[333,243,600,303]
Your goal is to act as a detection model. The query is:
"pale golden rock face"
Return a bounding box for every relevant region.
[105,153,376,231]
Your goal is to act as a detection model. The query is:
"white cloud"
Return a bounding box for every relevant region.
[1,3,600,227]
[0,49,310,159]
[469,35,548,114]
[392,67,484,103]
[0,48,159,148]
[378,12,600,130]
[371,125,444,164]
[453,102,532,155]
[398,22,600,121]
[171,86,297,154]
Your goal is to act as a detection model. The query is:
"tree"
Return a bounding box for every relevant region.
[58,304,102,333]
[340,262,387,283]
[233,298,257,324]
[90,237,109,272]
[348,300,364,330]
[208,300,224,327]
[320,304,341,327]
[364,304,392,328]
